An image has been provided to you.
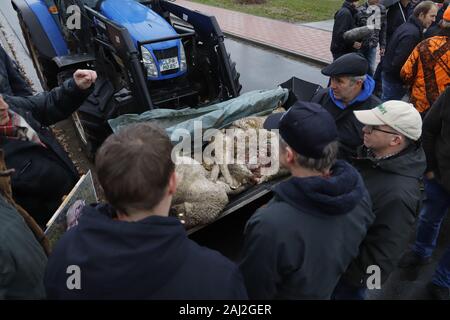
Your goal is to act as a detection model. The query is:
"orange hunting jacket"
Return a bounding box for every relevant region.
[401,35,450,113]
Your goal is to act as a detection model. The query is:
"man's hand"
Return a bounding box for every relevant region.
[73,69,97,90]
[353,42,362,50]
[380,48,386,57]
[0,168,15,177]
[425,171,435,180]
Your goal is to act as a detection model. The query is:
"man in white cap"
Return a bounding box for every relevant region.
[333,100,426,299]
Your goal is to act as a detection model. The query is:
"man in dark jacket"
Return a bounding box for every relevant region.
[331,0,362,60]
[426,0,450,37]
[386,0,414,45]
[239,101,374,300]
[45,123,248,300]
[312,53,382,160]
[333,100,426,299]
[0,45,33,97]
[373,0,413,97]
[382,1,438,100]
[398,87,450,300]
[0,69,96,227]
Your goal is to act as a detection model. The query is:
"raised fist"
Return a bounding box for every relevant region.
[73,69,97,90]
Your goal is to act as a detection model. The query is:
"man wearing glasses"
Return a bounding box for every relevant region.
[333,100,426,299]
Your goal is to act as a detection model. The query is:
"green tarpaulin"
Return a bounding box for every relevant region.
[108,87,289,144]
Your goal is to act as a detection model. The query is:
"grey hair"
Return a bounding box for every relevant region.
[413,1,437,18]
[349,75,367,84]
[280,138,339,172]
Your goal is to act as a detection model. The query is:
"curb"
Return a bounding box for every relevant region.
[171,15,331,67]
[223,31,330,67]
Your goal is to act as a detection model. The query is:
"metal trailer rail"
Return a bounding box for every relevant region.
[186,176,287,235]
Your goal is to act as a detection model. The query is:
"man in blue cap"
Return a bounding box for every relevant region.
[312,52,382,161]
[239,101,375,300]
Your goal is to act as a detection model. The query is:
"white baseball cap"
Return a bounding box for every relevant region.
[353,100,422,141]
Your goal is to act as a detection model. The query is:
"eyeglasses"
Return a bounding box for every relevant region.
[365,125,399,135]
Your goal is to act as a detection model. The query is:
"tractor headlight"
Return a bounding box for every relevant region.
[141,46,158,78]
[180,44,187,72]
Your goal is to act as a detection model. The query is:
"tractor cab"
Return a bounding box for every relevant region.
[55,0,187,81]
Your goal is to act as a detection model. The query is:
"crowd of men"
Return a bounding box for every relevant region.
[0,0,449,301]
[332,0,449,114]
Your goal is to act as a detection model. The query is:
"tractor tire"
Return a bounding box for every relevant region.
[227,53,242,96]
[18,13,58,91]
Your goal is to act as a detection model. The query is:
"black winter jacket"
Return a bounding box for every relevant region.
[331,1,358,58]
[386,1,413,45]
[422,86,450,194]
[0,45,33,96]
[342,144,426,286]
[2,79,90,226]
[239,161,374,300]
[45,204,248,299]
[383,15,424,82]
[312,79,382,161]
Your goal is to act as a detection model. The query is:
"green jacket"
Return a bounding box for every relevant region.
[0,194,47,299]
[0,149,48,301]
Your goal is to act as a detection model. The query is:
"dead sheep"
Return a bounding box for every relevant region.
[172,156,229,228]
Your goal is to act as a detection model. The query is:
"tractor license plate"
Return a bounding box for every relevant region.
[160,57,179,72]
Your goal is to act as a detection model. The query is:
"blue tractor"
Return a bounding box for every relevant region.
[12,0,242,156]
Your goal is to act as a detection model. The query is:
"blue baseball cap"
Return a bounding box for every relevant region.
[264,101,338,159]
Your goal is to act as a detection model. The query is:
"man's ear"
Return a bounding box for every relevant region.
[390,134,403,147]
[356,78,365,89]
[418,12,425,22]
[168,171,177,196]
[285,146,296,165]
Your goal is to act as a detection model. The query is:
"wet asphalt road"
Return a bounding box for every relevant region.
[1,1,449,300]
[224,38,328,91]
